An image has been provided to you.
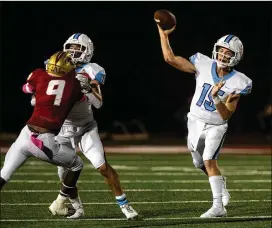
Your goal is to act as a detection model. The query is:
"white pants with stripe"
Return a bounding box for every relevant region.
[186,113,228,168]
[56,121,105,170]
[1,125,83,182]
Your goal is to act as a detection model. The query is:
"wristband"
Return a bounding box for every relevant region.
[213,96,221,105]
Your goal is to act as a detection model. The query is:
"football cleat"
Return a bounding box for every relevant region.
[222,176,231,206]
[67,207,84,219]
[49,200,74,216]
[200,206,227,218]
[120,204,139,220]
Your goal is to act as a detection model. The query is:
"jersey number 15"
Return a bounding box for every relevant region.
[196,83,225,112]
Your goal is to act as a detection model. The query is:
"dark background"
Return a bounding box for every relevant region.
[0,2,271,137]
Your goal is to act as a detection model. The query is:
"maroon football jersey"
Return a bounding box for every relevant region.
[26,69,82,132]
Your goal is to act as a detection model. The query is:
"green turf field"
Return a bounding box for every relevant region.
[1,153,271,228]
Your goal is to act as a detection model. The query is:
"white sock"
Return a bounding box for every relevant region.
[209,175,223,208]
[69,196,83,210]
[115,193,128,207]
[56,194,67,204]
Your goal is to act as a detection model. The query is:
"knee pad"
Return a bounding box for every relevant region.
[69,156,84,172]
[193,159,204,169]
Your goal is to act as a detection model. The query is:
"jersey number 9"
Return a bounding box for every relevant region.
[46,80,66,106]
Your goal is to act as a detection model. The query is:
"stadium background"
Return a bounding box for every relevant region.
[0,1,271,144]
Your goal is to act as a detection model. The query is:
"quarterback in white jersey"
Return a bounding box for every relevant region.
[37,33,138,219]
[156,23,252,218]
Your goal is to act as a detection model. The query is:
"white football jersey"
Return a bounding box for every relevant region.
[63,62,106,127]
[188,52,252,125]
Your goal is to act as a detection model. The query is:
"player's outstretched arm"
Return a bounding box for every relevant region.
[156,24,196,74]
[212,80,240,120]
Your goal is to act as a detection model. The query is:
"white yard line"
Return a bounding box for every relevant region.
[8,179,271,184]
[1,199,271,206]
[2,189,271,193]
[1,216,271,222]
[15,164,272,170]
[11,171,271,176]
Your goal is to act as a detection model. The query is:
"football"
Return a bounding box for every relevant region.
[154,9,176,30]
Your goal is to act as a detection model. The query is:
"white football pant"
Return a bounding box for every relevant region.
[1,125,83,182]
[56,124,105,181]
[187,113,227,167]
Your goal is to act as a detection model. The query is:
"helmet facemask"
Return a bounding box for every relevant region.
[63,34,94,64]
[212,45,237,68]
[64,43,89,64]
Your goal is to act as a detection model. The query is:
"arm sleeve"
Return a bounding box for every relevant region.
[189,52,209,77]
[239,81,252,96]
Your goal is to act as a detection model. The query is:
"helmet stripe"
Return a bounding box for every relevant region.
[224,34,235,43]
[55,52,66,64]
[73,33,81,39]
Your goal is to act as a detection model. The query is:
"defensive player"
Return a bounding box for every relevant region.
[43,33,138,219]
[156,23,252,218]
[0,52,85,218]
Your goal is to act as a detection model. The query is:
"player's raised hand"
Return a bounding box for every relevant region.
[154,10,176,36]
[212,78,225,97]
[156,24,176,37]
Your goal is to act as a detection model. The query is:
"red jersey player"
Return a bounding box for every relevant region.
[0,51,84,218]
[25,52,82,134]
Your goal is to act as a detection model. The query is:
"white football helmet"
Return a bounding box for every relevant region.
[63,33,94,64]
[212,34,244,68]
